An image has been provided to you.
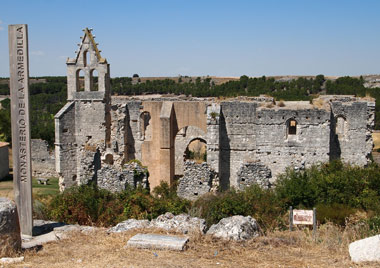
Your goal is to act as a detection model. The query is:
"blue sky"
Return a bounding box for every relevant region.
[1,0,380,77]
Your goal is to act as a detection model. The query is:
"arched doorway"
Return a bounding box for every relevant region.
[174,126,206,176]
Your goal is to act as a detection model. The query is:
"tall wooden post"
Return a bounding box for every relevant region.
[8,24,33,237]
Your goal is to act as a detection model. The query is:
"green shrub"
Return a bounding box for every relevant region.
[47,181,190,226]
[48,184,122,226]
[275,161,380,213]
[367,215,380,234]
[316,203,356,226]
[191,185,284,231]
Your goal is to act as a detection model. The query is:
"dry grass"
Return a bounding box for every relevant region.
[373,132,380,150]
[6,226,380,268]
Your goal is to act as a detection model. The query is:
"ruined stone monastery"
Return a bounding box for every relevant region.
[54,29,375,198]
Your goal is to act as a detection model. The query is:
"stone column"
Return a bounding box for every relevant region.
[8,24,33,237]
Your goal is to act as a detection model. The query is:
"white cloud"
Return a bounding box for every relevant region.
[31,50,45,56]
[0,20,3,31]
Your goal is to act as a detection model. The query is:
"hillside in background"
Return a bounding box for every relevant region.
[1,74,380,146]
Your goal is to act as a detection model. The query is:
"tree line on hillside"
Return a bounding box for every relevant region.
[0,75,380,147]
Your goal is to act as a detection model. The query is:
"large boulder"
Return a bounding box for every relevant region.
[150,212,207,234]
[206,215,260,241]
[349,235,380,263]
[0,198,21,257]
[107,219,150,233]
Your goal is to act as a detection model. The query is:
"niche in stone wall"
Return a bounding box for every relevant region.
[139,112,152,141]
[286,118,298,140]
[335,116,347,139]
[83,50,88,67]
[76,69,85,92]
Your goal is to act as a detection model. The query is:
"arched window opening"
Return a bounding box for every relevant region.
[90,69,98,91]
[184,138,207,163]
[76,69,85,92]
[287,119,297,135]
[83,50,88,67]
[140,112,151,141]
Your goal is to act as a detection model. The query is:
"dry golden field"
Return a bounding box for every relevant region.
[373,132,380,150]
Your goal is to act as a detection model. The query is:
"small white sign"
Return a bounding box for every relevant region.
[293,209,313,225]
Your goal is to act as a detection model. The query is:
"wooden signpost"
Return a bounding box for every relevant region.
[8,24,33,237]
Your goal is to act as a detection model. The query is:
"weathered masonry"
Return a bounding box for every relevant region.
[55,29,375,195]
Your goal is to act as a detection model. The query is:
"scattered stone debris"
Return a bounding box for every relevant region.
[127,233,189,251]
[206,215,260,241]
[107,212,206,234]
[0,198,21,257]
[22,221,99,249]
[107,219,150,233]
[150,212,207,234]
[0,256,24,265]
[349,234,380,263]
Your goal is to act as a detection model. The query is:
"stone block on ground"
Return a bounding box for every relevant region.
[206,215,260,241]
[150,212,207,234]
[349,235,380,263]
[107,219,150,233]
[0,198,21,257]
[127,233,189,251]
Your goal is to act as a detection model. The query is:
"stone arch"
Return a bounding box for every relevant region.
[139,111,152,141]
[185,137,207,161]
[90,69,99,91]
[174,126,206,176]
[76,69,85,92]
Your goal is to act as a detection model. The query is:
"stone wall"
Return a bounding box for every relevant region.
[218,99,332,188]
[31,139,57,178]
[97,162,148,192]
[0,143,9,180]
[177,160,218,200]
[237,162,271,190]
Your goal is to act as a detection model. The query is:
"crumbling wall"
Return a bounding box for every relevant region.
[237,162,271,190]
[177,160,218,200]
[56,94,375,195]
[97,162,149,192]
[74,100,108,185]
[55,102,77,191]
[220,99,331,188]
[329,97,375,165]
[31,139,57,178]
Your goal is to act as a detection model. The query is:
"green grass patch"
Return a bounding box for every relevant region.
[32,177,60,197]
